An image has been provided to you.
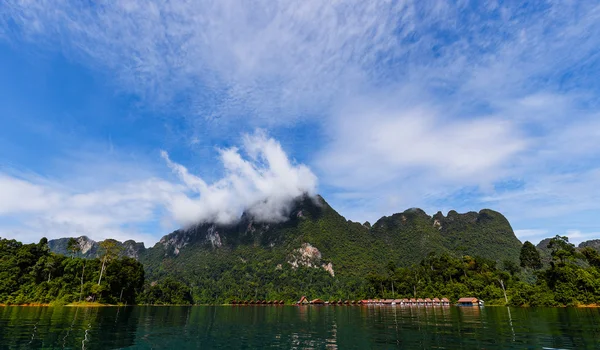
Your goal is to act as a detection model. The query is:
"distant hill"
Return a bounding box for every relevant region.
[49,194,523,303]
[534,237,600,266]
[48,236,145,259]
[579,240,600,252]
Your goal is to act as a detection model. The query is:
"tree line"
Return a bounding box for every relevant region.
[2,235,600,306]
[365,235,600,306]
[0,237,144,305]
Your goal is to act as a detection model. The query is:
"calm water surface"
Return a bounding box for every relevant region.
[0,305,599,349]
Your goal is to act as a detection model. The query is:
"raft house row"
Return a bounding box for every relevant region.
[228,297,483,306]
[295,297,452,306]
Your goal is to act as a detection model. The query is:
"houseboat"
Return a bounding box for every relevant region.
[457,297,484,307]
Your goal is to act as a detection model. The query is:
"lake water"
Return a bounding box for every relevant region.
[0,305,599,349]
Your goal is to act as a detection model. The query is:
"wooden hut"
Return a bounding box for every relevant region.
[409,298,417,305]
[432,298,440,306]
[416,298,424,306]
[424,298,432,306]
[297,296,309,305]
[382,299,393,305]
[457,297,479,306]
[310,299,325,305]
[441,298,450,306]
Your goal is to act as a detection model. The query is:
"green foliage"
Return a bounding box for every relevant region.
[138,277,194,305]
[520,241,542,269]
[548,236,578,265]
[582,247,600,268]
[365,253,511,305]
[0,237,144,305]
[66,237,80,259]
[365,251,600,307]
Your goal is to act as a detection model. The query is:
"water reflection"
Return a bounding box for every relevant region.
[0,306,599,348]
[0,306,138,349]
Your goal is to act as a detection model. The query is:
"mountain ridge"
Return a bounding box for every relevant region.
[48,194,526,270]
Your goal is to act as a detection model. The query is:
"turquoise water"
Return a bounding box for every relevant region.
[0,305,599,349]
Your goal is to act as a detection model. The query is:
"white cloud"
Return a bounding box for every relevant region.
[317,105,526,190]
[0,132,317,244]
[162,130,317,225]
[0,175,180,245]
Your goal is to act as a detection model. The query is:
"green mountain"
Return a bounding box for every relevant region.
[48,236,145,259]
[49,195,523,303]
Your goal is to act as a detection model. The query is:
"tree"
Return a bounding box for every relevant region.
[520,241,542,269]
[547,236,576,265]
[67,238,81,259]
[97,239,120,286]
[503,259,520,275]
[581,247,600,268]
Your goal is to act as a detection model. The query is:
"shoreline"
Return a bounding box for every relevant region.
[1,303,599,308]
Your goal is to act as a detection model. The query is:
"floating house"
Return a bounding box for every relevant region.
[311,299,325,305]
[432,298,440,306]
[297,296,309,305]
[457,297,481,306]
[441,298,450,306]
[424,298,432,306]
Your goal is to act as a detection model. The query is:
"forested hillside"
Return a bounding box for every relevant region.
[40,194,600,306]
[5,192,600,306]
[132,195,523,303]
[0,238,144,305]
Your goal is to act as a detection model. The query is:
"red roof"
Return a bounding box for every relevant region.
[458,297,478,303]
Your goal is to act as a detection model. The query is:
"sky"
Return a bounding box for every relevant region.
[0,1,599,246]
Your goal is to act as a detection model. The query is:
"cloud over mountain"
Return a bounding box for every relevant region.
[161,131,318,225]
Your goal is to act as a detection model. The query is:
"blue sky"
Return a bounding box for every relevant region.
[1,1,599,246]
